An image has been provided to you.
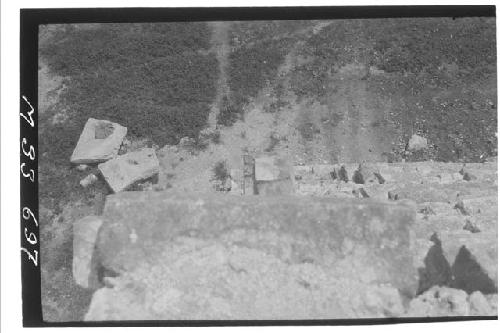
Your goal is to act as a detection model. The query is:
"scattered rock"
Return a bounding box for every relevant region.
[136,181,154,191]
[353,187,370,198]
[454,199,469,216]
[352,164,377,184]
[408,134,428,151]
[80,174,98,188]
[338,165,349,183]
[70,118,127,164]
[373,172,386,184]
[388,191,399,201]
[407,286,469,317]
[98,148,160,193]
[460,165,477,181]
[76,164,89,171]
[178,136,196,147]
[469,291,494,316]
[463,219,481,233]
[418,205,436,216]
[72,215,103,289]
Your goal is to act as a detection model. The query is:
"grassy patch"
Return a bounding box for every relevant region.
[40,23,217,208]
[226,22,304,123]
[293,18,497,162]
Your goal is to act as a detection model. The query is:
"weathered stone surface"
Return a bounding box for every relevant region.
[229,168,243,195]
[79,174,98,188]
[469,291,495,316]
[70,118,127,164]
[86,192,416,320]
[413,199,498,294]
[96,191,416,294]
[256,178,295,195]
[98,148,159,193]
[72,215,103,289]
[242,154,256,195]
[408,134,428,151]
[255,155,292,181]
[406,286,469,317]
[406,286,497,317]
[76,164,89,171]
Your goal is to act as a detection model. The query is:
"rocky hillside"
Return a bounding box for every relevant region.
[38,19,497,321]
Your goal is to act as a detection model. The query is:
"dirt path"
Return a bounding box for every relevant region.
[324,64,395,163]
[207,22,231,129]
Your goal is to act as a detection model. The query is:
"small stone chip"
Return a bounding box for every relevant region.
[463,219,481,233]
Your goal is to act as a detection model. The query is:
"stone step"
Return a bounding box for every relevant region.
[294,162,497,186]
[295,180,497,204]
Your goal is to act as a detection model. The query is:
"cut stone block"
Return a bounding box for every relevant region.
[96,191,417,295]
[87,192,417,320]
[73,215,103,289]
[229,169,243,195]
[98,148,159,193]
[255,155,293,181]
[242,154,256,195]
[256,178,295,195]
[70,118,127,164]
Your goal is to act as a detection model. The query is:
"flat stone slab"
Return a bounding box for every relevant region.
[98,148,159,192]
[73,215,103,289]
[96,191,417,295]
[70,118,127,164]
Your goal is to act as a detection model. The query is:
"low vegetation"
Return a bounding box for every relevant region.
[40,23,217,209]
[224,21,304,124]
[291,18,497,162]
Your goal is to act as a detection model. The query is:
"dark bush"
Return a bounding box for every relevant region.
[212,160,229,183]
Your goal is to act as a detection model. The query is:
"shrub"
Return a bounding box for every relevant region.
[212,160,229,182]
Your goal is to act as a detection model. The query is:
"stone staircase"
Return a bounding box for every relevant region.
[74,160,498,320]
[293,161,498,294]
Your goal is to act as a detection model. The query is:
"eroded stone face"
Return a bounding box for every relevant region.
[255,155,292,181]
[72,215,103,289]
[98,148,160,193]
[70,118,127,164]
[85,192,417,320]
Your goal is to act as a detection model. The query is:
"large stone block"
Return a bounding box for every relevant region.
[96,192,417,295]
[98,148,159,193]
[70,118,127,164]
[255,155,292,181]
[73,215,103,289]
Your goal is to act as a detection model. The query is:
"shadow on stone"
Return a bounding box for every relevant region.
[417,233,453,295]
[451,246,497,294]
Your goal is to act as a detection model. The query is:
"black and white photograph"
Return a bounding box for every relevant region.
[13,5,500,326]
